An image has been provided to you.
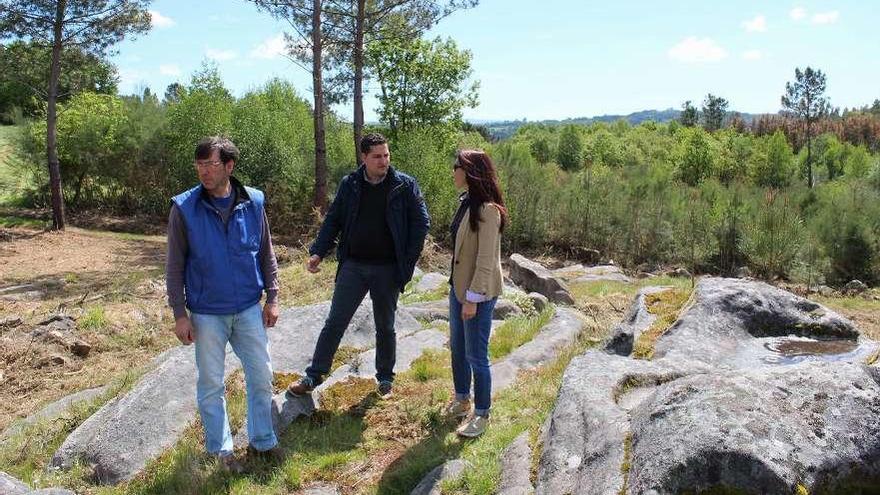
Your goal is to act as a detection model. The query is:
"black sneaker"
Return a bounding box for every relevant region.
[286,377,316,398]
[377,380,393,399]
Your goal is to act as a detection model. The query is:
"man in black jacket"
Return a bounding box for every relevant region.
[288,132,430,398]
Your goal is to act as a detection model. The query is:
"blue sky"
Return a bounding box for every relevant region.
[112,0,879,122]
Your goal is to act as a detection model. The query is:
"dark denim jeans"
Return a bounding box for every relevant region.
[449,292,497,416]
[306,260,398,384]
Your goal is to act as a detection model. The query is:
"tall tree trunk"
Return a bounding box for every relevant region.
[352,0,365,161]
[806,119,813,189]
[311,0,328,212]
[47,0,66,230]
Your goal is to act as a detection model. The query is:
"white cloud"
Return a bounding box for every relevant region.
[667,37,728,63]
[811,10,839,25]
[743,15,767,32]
[742,49,763,61]
[790,7,807,21]
[205,48,238,61]
[148,10,175,28]
[159,64,181,76]
[250,34,287,59]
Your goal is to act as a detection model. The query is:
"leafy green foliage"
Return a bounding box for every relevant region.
[368,36,478,137]
[555,124,582,171]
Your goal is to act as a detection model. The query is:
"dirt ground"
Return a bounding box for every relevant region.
[0,225,175,430]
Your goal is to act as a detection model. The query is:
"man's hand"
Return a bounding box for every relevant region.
[174,316,195,345]
[462,301,477,321]
[263,302,279,328]
[306,255,322,273]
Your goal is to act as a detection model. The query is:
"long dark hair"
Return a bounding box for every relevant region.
[456,149,508,233]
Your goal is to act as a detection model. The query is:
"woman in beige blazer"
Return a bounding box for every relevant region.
[445,149,508,438]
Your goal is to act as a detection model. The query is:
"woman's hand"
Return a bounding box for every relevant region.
[462,301,477,321]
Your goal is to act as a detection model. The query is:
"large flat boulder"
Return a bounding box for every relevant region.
[1,385,108,442]
[414,272,448,293]
[508,254,574,305]
[492,308,584,392]
[49,300,420,484]
[498,432,533,495]
[653,277,869,368]
[404,298,522,322]
[537,277,880,494]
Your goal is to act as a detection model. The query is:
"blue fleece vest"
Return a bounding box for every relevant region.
[172,184,265,314]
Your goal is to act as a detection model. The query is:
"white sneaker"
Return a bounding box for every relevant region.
[444,398,471,418]
[456,414,488,438]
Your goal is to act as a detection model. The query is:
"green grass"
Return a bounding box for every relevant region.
[632,288,693,360]
[442,330,597,495]
[277,255,338,307]
[0,214,48,229]
[79,305,109,331]
[400,278,450,305]
[0,125,36,206]
[488,306,554,361]
[569,275,693,301]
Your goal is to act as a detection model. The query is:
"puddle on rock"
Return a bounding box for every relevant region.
[761,336,860,365]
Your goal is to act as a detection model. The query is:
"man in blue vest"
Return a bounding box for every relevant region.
[287,132,430,399]
[165,136,281,472]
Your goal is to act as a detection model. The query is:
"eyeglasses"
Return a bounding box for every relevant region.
[194,160,224,169]
[453,162,462,170]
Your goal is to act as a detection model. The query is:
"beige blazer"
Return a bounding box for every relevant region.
[452,203,504,303]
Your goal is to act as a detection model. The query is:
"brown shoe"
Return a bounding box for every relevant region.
[247,444,286,463]
[286,377,316,398]
[217,453,244,474]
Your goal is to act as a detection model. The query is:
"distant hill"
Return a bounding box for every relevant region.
[479,109,769,140]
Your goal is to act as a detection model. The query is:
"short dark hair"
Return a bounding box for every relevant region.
[195,136,239,164]
[360,132,387,154]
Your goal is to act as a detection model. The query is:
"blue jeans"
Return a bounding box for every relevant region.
[449,292,497,416]
[306,260,398,384]
[192,303,277,455]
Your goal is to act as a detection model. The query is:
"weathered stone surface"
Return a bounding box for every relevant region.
[628,362,880,494]
[52,300,417,484]
[844,279,869,294]
[0,471,29,495]
[1,385,108,441]
[403,300,448,321]
[733,265,752,278]
[50,345,239,484]
[527,292,549,313]
[498,432,533,495]
[32,320,92,358]
[0,316,22,329]
[538,278,880,494]
[667,267,691,278]
[653,278,868,368]
[268,301,421,373]
[404,298,521,322]
[603,286,669,356]
[301,484,340,495]
[508,253,574,305]
[493,299,523,319]
[414,272,448,293]
[572,265,632,284]
[410,459,471,495]
[492,308,583,392]
[536,352,691,495]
